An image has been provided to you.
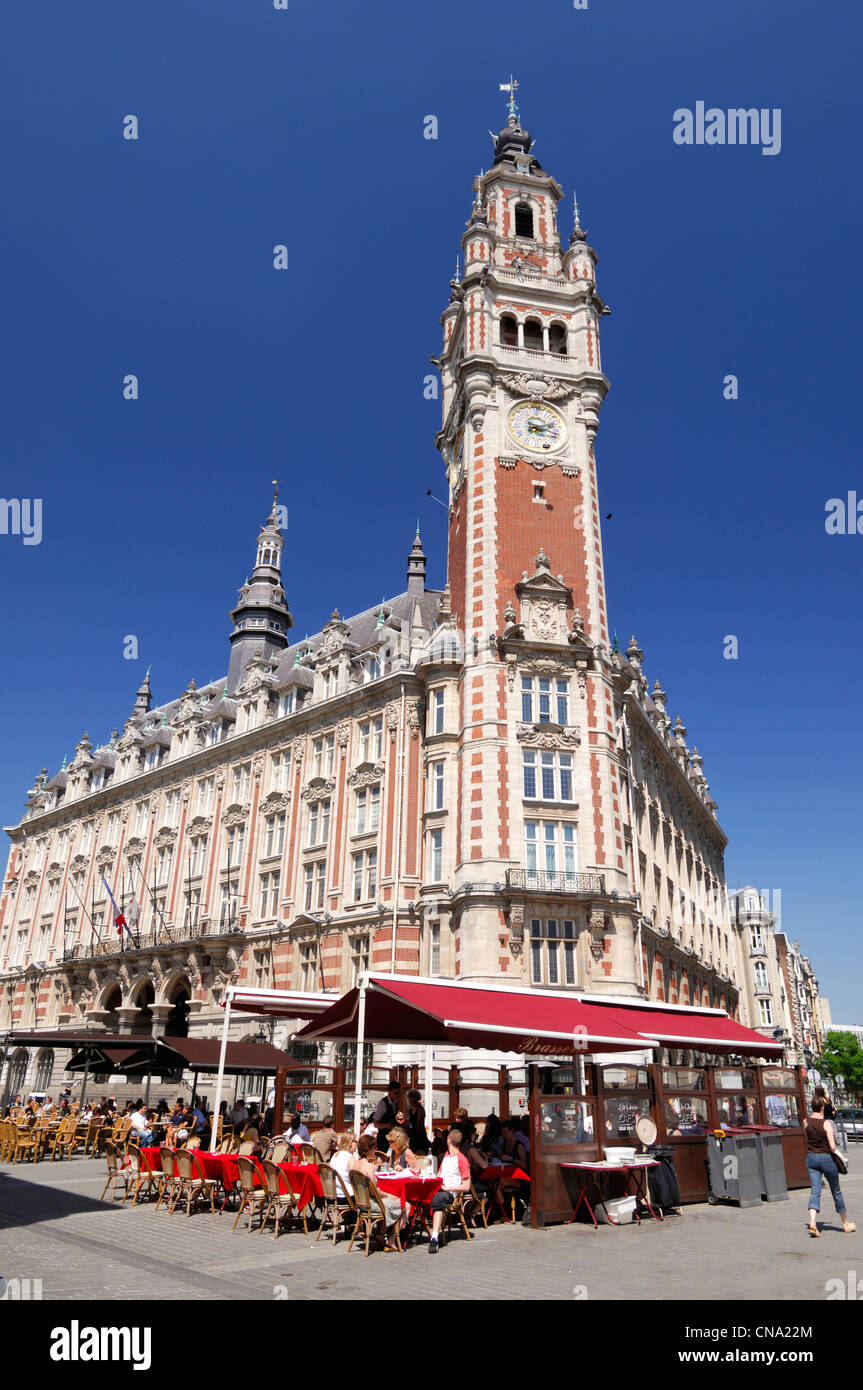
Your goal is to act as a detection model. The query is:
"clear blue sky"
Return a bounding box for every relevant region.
[1,1,860,1018]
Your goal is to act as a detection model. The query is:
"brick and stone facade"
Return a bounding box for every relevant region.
[1,102,744,1096]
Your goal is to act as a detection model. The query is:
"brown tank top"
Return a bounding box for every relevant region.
[805,1116,831,1153]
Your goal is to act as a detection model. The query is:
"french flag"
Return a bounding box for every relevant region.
[100,875,135,942]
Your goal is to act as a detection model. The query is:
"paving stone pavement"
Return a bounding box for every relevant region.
[0,1156,860,1301]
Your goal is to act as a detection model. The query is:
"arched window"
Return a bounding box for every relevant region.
[523,319,543,351]
[514,202,534,238]
[34,1049,54,1092]
[549,323,567,356]
[500,314,518,347]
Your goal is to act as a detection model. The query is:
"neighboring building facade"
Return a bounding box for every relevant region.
[775,933,825,1063]
[729,887,789,1041]
[0,99,743,1099]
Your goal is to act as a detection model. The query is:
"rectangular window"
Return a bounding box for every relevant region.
[259,870,281,919]
[308,800,331,846]
[751,927,763,951]
[359,717,384,763]
[524,822,578,883]
[233,764,251,803]
[277,689,295,718]
[189,837,206,877]
[530,918,578,987]
[430,921,440,975]
[351,850,377,902]
[431,761,445,810]
[155,846,173,885]
[313,736,335,778]
[300,943,317,991]
[351,935,370,986]
[759,999,773,1026]
[523,751,574,802]
[432,689,445,735]
[365,655,381,682]
[304,861,326,910]
[196,780,214,815]
[271,751,291,791]
[264,813,286,858]
[355,785,381,835]
[429,829,443,882]
[521,677,570,725]
[225,824,245,866]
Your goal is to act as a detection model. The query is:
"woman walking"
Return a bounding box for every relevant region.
[805,1096,855,1237]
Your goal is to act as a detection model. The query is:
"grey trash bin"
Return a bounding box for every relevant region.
[706,1132,762,1208]
[753,1130,789,1202]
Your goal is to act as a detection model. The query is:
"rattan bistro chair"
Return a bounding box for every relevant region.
[348,1171,402,1256]
[259,1159,300,1240]
[232,1155,267,1232]
[298,1142,318,1164]
[171,1148,217,1218]
[316,1163,357,1244]
[123,1146,161,1206]
[155,1148,181,1212]
[100,1141,130,1202]
[440,1189,474,1244]
[266,1139,290,1164]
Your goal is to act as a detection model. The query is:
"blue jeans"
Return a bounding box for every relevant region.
[806,1154,846,1216]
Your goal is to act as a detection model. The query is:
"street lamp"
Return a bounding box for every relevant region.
[1,1030,15,1113]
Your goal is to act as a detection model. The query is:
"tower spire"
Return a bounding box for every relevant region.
[226,492,294,693]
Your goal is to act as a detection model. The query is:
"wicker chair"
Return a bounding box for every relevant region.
[266,1139,291,1164]
[232,1155,267,1232]
[316,1163,357,1244]
[298,1142,318,1164]
[348,1171,402,1256]
[237,1140,257,1156]
[171,1148,217,1218]
[124,1146,161,1206]
[9,1123,41,1165]
[100,1141,130,1202]
[155,1148,181,1212]
[84,1117,107,1156]
[467,1180,490,1229]
[440,1188,474,1244]
[259,1159,299,1240]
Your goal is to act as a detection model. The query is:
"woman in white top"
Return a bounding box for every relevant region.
[330,1132,358,1199]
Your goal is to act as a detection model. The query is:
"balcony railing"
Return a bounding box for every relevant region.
[505,869,606,895]
[62,916,243,962]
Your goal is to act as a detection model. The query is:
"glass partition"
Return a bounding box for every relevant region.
[662,1067,706,1091]
[664,1093,710,1135]
[604,1093,652,1139]
[715,1092,760,1126]
[763,1092,800,1126]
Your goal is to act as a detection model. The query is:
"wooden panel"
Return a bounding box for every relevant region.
[665,1136,710,1203]
[781,1130,809,1188]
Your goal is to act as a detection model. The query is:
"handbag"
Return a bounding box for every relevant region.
[833,1150,848,1176]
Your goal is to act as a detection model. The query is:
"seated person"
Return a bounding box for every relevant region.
[428,1130,471,1253]
[386,1126,420,1171]
[353,1134,406,1250]
[480,1114,504,1158]
[287,1114,312,1148]
[166,1104,192,1147]
[313,1115,339,1163]
[329,1132,358,1199]
[501,1119,530,1170]
[129,1103,154,1147]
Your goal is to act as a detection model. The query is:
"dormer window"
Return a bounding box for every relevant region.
[365,655,382,682]
[514,202,534,238]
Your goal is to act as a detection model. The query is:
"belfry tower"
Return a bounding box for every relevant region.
[434,87,637,993]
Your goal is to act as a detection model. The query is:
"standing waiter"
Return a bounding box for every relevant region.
[373,1080,401,1154]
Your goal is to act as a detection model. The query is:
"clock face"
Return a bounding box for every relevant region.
[507,400,567,452]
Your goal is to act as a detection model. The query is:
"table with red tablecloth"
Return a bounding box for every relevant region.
[375,1172,443,1237]
[477,1163,531,1222]
[140,1151,323,1214]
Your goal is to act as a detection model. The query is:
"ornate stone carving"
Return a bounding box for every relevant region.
[336,721,350,755]
[505,654,519,690]
[301,776,336,803]
[95,846,116,871]
[259,790,291,814]
[385,702,400,743]
[185,815,212,839]
[154,826,178,850]
[70,854,89,873]
[346,761,386,788]
[516,722,581,749]
[498,371,580,404]
[292,737,306,764]
[221,802,249,829]
[407,700,422,740]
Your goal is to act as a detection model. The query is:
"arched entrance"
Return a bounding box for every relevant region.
[102,985,122,1032]
[164,978,191,1038]
[130,981,155,1034]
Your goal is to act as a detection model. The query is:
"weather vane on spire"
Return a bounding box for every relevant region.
[499,75,519,119]
[272,477,281,508]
